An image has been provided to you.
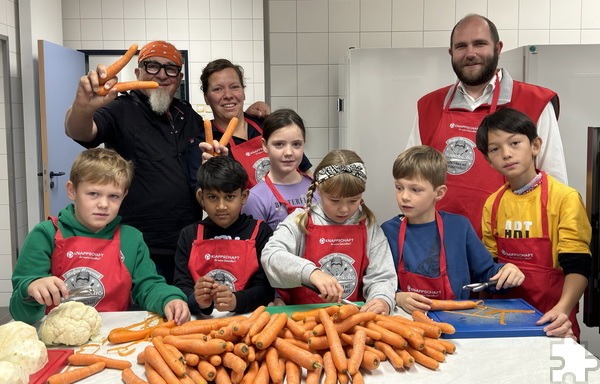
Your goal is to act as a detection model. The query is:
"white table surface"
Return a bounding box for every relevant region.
[49,310,600,384]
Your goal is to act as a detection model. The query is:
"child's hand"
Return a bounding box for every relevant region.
[361,298,390,315]
[164,299,191,325]
[27,277,68,306]
[212,285,237,312]
[308,270,344,303]
[395,291,432,314]
[537,307,575,339]
[194,276,218,309]
[492,263,525,289]
[268,297,286,306]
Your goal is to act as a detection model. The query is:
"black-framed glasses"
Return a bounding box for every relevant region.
[141,61,182,77]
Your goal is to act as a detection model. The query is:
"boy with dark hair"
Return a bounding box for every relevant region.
[477,107,592,340]
[173,156,274,315]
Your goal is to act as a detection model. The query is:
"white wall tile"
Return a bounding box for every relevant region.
[297,33,328,64]
[392,31,423,47]
[423,30,449,47]
[253,41,264,62]
[63,19,81,41]
[80,0,102,18]
[270,33,297,64]
[0,154,6,180]
[188,40,213,62]
[297,0,328,32]
[328,96,339,133]
[455,0,486,21]
[361,0,392,32]
[232,40,254,62]
[145,0,167,18]
[392,0,423,31]
[168,18,191,40]
[102,0,124,18]
[360,32,392,48]
[423,0,455,31]
[188,0,211,18]
[210,0,232,18]
[328,64,338,96]
[328,33,359,63]
[253,0,264,18]
[0,205,8,230]
[0,292,9,307]
[232,0,253,18]
[81,19,103,41]
[582,0,600,28]
[269,1,297,33]
[63,0,80,18]
[167,0,190,18]
[298,65,328,96]
[304,127,329,158]
[253,61,265,83]
[271,96,298,110]
[103,40,126,49]
[232,19,253,40]
[582,30,600,43]
[124,0,145,18]
[253,19,264,40]
[102,19,125,41]
[271,65,297,96]
[124,18,147,41]
[211,40,233,60]
[498,29,519,50]
[550,0,581,29]
[145,19,168,40]
[549,30,581,44]
[518,0,550,29]
[488,0,519,30]
[329,0,359,32]
[211,19,232,40]
[298,96,329,127]
[190,19,212,40]
[518,30,550,46]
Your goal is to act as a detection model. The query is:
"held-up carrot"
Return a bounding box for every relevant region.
[318,308,348,373]
[108,328,150,344]
[218,117,239,147]
[203,120,214,156]
[428,299,480,311]
[122,368,149,384]
[47,361,106,384]
[96,80,159,96]
[68,353,132,370]
[99,43,138,85]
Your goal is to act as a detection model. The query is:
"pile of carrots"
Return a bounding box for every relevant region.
[46,305,459,383]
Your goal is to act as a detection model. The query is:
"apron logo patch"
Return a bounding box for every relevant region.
[253,158,270,183]
[207,269,236,292]
[63,267,104,307]
[443,137,476,175]
[319,253,357,298]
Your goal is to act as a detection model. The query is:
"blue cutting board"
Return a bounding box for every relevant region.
[427,299,546,338]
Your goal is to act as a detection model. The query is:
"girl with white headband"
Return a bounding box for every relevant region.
[261,149,397,315]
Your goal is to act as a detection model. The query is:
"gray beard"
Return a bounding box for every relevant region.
[148,88,173,114]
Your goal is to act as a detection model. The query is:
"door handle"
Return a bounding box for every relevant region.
[50,171,65,178]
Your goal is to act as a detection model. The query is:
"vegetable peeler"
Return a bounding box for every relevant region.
[301,282,360,307]
[462,279,499,292]
[24,286,100,303]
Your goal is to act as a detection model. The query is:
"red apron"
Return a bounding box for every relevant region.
[49,217,132,312]
[286,215,368,304]
[430,76,505,237]
[490,173,579,338]
[396,211,454,299]
[215,118,269,188]
[188,222,261,291]
[264,173,312,214]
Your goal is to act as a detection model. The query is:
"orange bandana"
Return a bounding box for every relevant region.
[138,41,183,66]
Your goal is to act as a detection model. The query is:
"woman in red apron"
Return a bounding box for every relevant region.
[260,149,397,315]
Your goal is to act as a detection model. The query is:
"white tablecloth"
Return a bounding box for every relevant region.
[57,310,600,384]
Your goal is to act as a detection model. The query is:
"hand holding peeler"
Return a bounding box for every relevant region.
[462,279,499,293]
[24,286,100,303]
[301,282,360,307]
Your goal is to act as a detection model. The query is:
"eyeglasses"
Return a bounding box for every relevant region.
[141,61,182,77]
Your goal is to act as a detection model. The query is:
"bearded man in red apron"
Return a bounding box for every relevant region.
[407,14,567,237]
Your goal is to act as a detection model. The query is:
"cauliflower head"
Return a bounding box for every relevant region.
[39,301,102,346]
[0,361,28,384]
[0,321,48,376]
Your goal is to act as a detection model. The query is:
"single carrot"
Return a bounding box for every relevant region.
[337,370,349,384]
[285,317,308,339]
[305,354,323,384]
[428,299,480,311]
[254,313,288,349]
[364,344,387,362]
[307,335,330,350]
[68,353,132,370]
[265,347,283,384]
[291,305,340,321]
[214,365,232,384]
[284,338,310,351]
[423,337,447,354]
[96,81,159,96]
[185,366,208,384]
[335,304,360,320]
[318,308,348,373]
[230,368,244,384]
[352,370,365,384]
[196,359,216,381]
[395,348,415,368]
[232,343,249,359]
[375,318,425,350]
[108,328,151,344]
[365,321,407,348]
[347,329,366,375]
[349,324,382,341]
[122,367,149,384]
[373,340,404,369]
[47,362,106,384]
[207,354,222,367]
[322,351,337,384]
[435,338,457,354]
[313,311,377,336]
[203,119,214,155]
[151,320,177,338]
[252,360,270,384]
[412,310,456,334]
[351,348,379,370]
[137,350,146,364]
[245,311,271,340]
[272,337,322,370]
[152,336,186,378]
[246,346,256,363]
[99,43,138,85]
[422,345,446,363]
[164,336,227,355]
[144,345,181,383]
[183,353,200,367]
[239,360,259,384]
[285,359,301,384]
[394,315,442,338]
[406,345,439,370]
[221,352,247,374]
[218,117,239,147]
[145,361,167,384]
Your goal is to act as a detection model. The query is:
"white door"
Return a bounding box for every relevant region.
[38,40,86,217]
